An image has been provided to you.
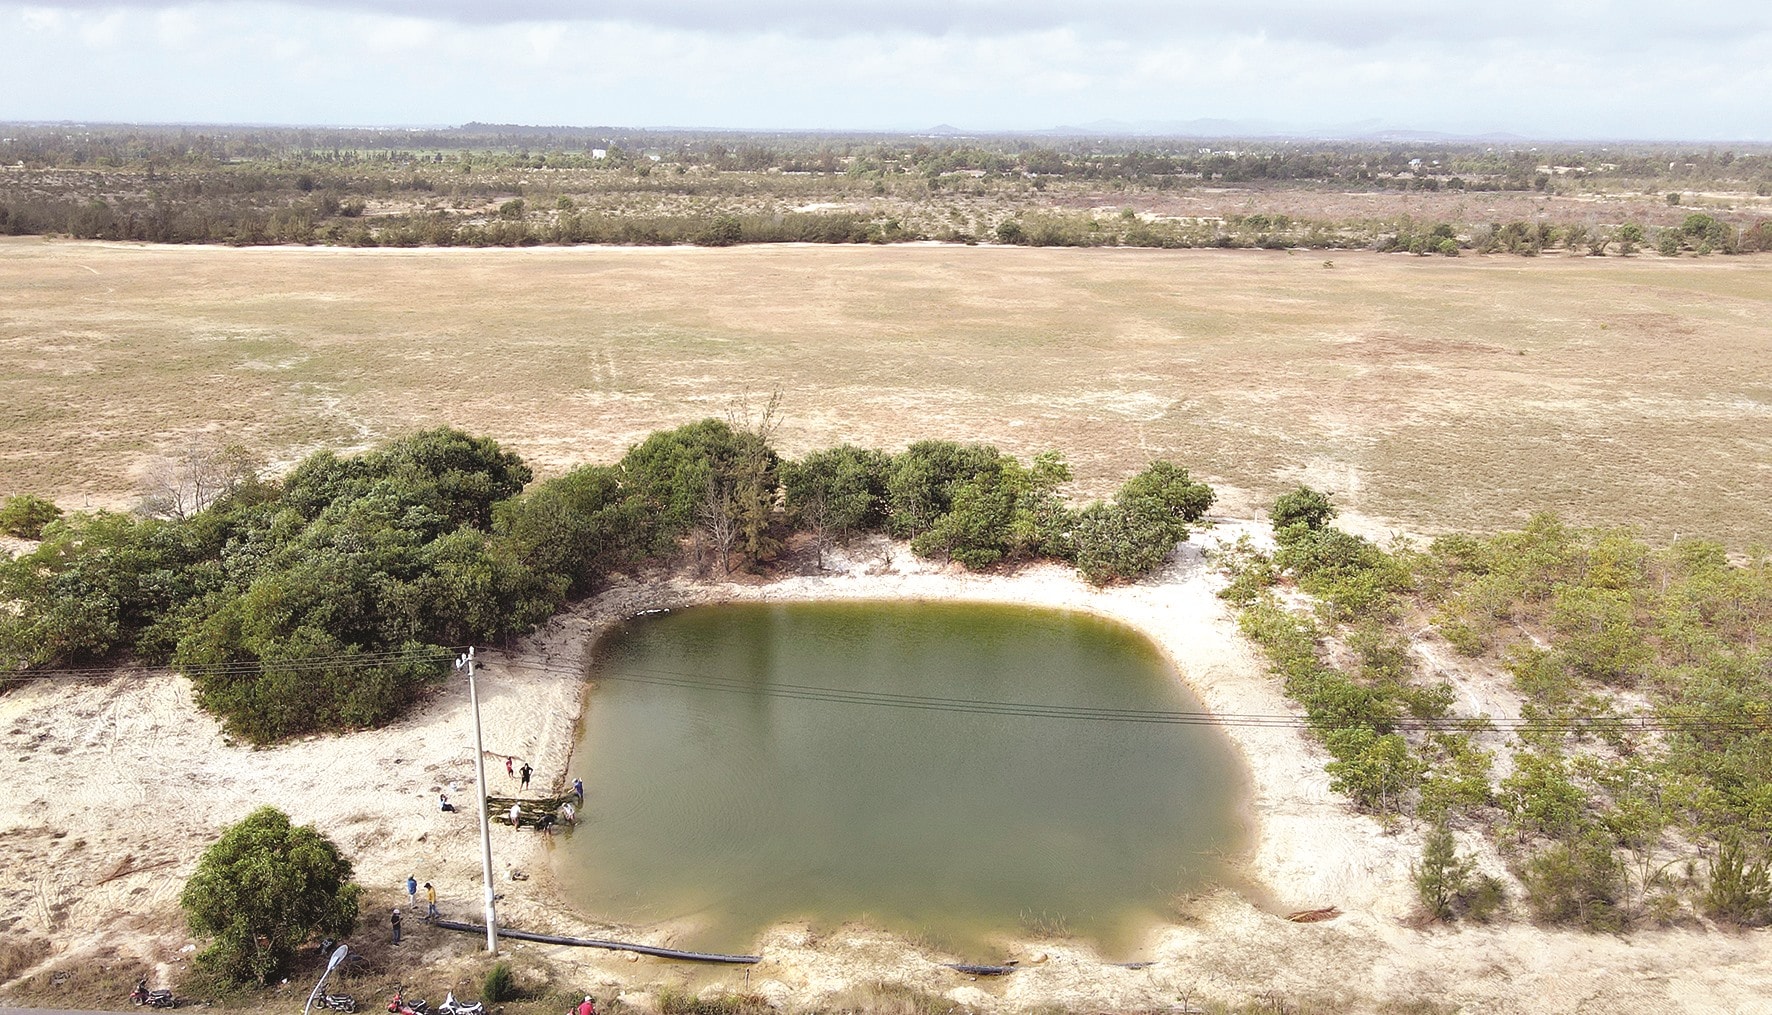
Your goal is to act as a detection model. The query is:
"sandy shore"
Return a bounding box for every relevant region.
[1,525,1768,1013]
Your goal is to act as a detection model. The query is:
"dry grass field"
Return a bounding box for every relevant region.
[2,236,1768,545]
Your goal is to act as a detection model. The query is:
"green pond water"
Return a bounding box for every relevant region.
[552,601,1251,957]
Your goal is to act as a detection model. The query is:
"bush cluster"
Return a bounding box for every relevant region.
[782,442,1212,583]
[1223,492,1772,930]
[0,494,61,538]
[2,425,1213,740]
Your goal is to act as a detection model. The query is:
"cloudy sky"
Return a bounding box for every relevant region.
[3,1,1769,139]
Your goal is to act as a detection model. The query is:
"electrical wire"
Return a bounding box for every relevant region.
[495,658,1768,736]
[7,645,1766,735]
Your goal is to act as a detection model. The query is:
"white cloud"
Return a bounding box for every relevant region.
[0,1,1767,138]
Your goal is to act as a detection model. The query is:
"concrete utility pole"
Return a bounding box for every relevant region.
[457,647,499,954]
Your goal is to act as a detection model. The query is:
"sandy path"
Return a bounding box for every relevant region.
[1,527,1768,1013]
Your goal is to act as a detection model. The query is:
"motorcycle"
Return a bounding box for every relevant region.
[321,993,358,1012]
[438,992,485,1015]
[387,989,429,1015]
[131,979,178,1009]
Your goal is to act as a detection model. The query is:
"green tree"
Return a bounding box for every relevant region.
[1065,460,1214,585]
[1116,460,1214,526]
[883,441,1004,538]
[726,398,784,566]
[0,510,202,667]
[1270,485,1337,537]
[180,806,361,984]
[909,452,1071,569]
[618,419,751,550]
[782,445,892,537]
[1500,751,1588,842]
[282,427,531,531]
[493,464,649,594]
[1415,824,1475,920]
[1072,501,1172,585]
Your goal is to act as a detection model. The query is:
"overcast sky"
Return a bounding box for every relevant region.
[3,1,1769,139]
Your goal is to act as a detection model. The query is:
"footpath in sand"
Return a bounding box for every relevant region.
[1,525,1768,1014]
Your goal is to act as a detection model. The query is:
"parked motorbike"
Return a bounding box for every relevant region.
[321,992,358,1012]
[387,988,429,1015]
[438,992,485,1015]
[131,979,178,1008]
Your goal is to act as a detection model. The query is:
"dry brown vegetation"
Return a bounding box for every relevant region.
[3,237,1768,546]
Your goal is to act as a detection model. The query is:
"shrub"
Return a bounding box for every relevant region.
[1275,526,1407,622]
[1212,534,1277,606]
[1270,484,1336,536]
[483,962,517,1002]
[1520,830,1625,930]
[0,494,61,538]
[657,987,772,1015]
[1704,837,1772,925]
[1072,501,1174,585]
[1323,727,1422,813]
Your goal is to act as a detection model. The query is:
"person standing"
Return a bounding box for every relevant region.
[572,777,583,802]
[391,908,402,944]
[509,802,521,828]
[561,801,576,824]
[424,882,439,921]
[406,875,417,907]
[519,762,532,789]
[505,756,514,779]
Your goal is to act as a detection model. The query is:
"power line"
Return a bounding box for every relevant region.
[0,646,460,681]
[497,658,1769,736]
[8,646,1766,736]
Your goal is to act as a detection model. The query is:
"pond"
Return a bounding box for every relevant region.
[551,601,1251,958]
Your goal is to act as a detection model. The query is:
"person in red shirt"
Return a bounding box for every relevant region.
[577,996,595,1015]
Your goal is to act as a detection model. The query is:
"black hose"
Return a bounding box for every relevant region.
[429,920,760,964]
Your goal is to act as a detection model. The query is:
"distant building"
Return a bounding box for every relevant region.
[591,149,608,159]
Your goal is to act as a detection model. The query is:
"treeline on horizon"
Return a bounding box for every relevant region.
[5,124,1772,254]
[9,123,1772,183]
[0,422,1213,743]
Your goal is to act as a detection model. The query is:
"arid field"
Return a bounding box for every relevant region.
[2,237,1769,545]
[5,237,1772,1013]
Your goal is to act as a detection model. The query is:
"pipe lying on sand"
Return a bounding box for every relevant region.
[429,920,761,964]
